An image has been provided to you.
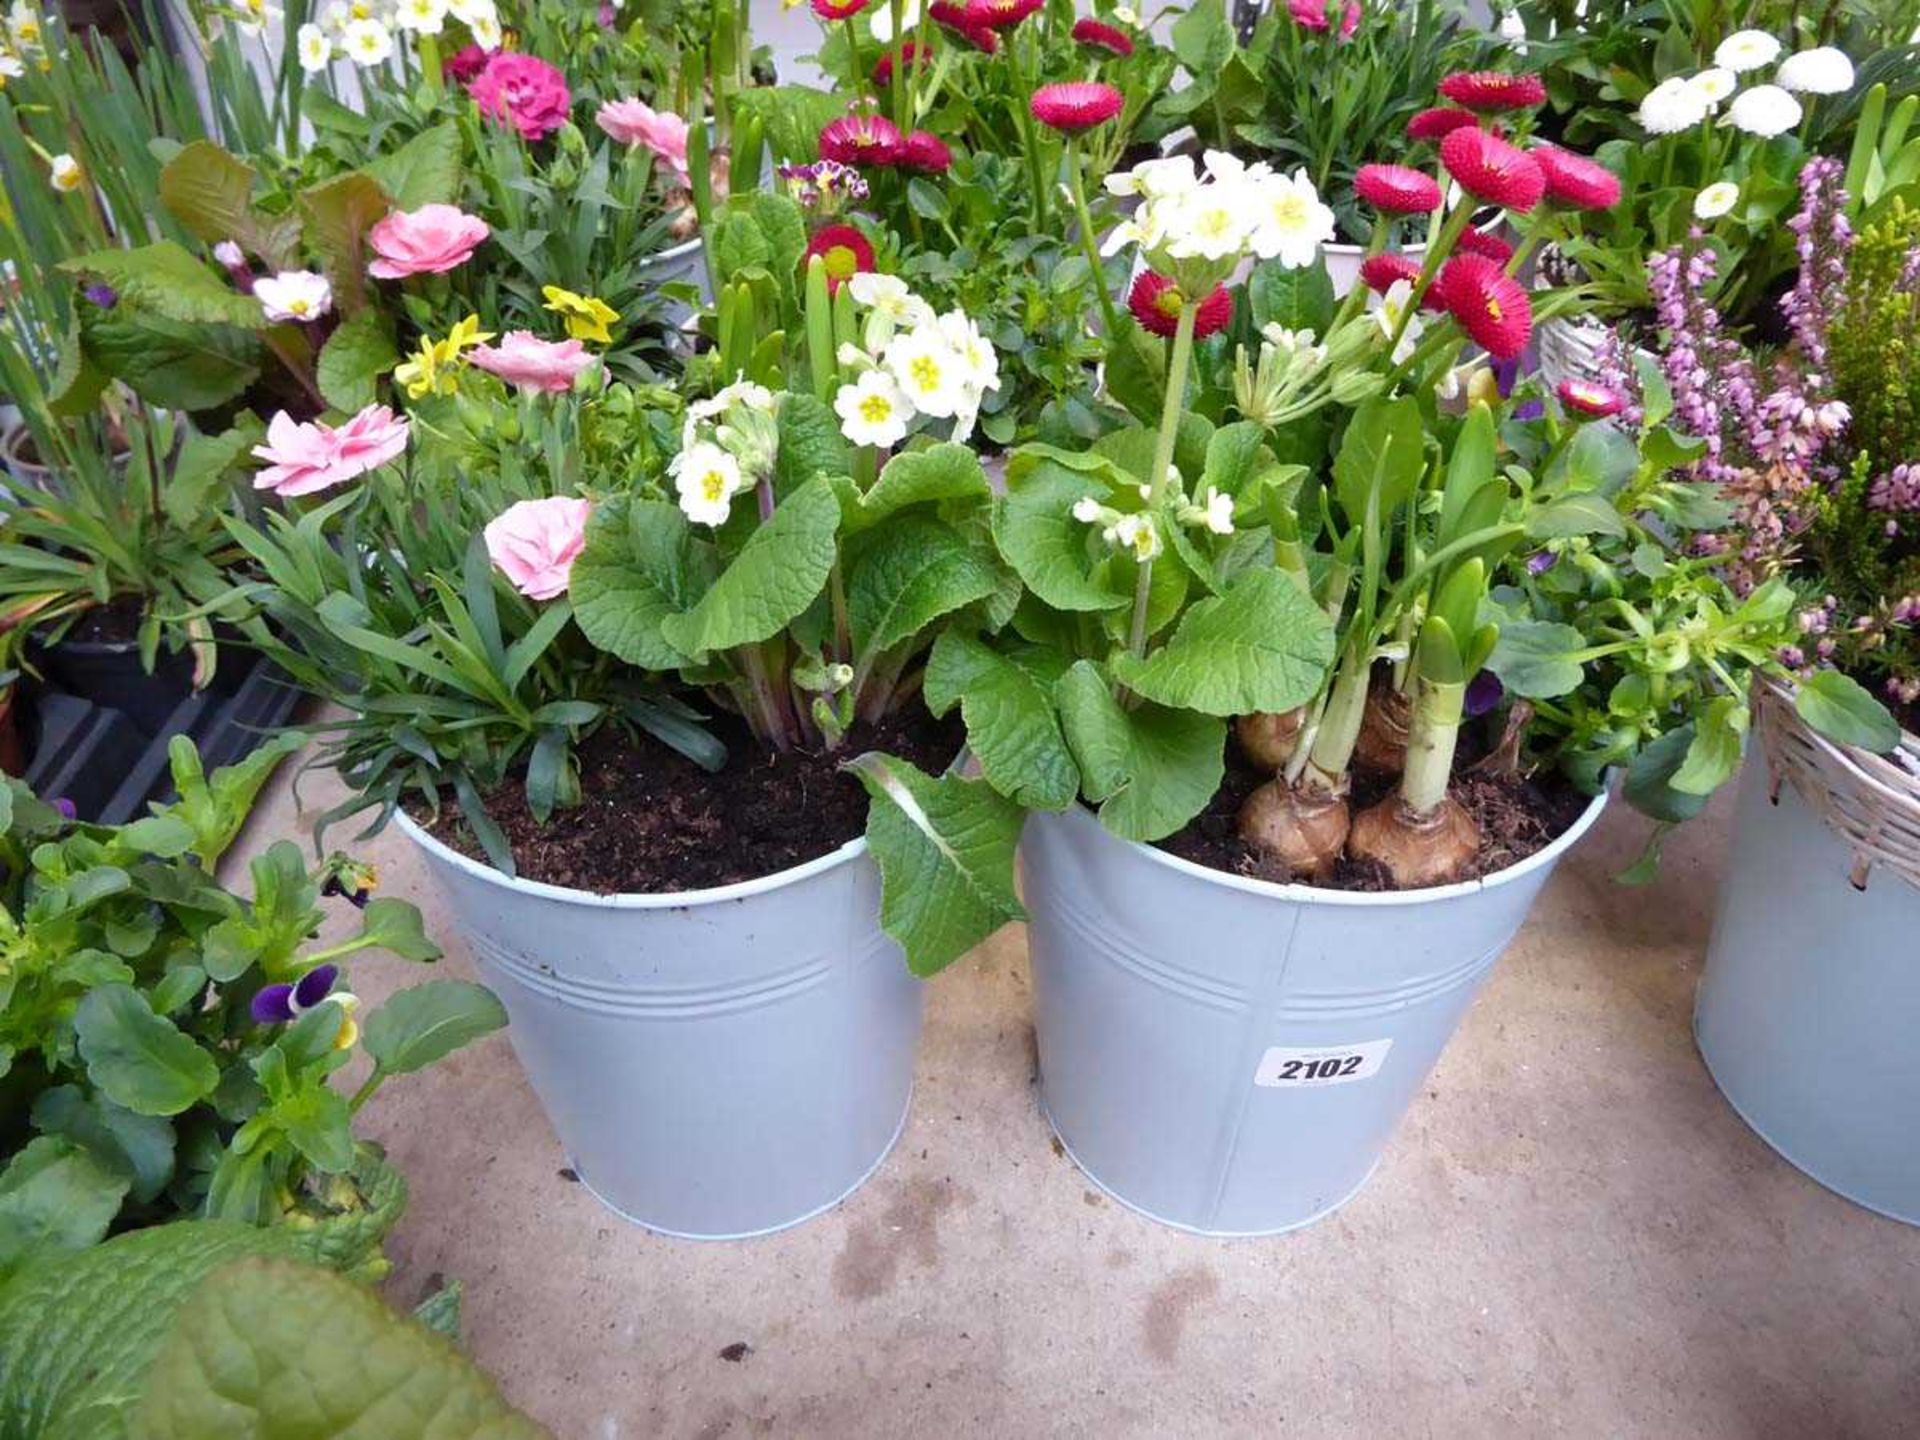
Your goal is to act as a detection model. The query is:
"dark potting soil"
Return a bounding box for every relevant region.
[64,598,146,647]
[410,706,963,894]
[1157,727,1592,892]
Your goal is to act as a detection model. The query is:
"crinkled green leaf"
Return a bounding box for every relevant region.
[992,455,1129,613]
[1106,568,1334,716]
[660,477,839,655]
[570,496,704,670]
[1054,660,1225,841]
[847,518,999,663]
[316,310,399,412]
[0,1137,129,1281]
[364,122,463,209]
[839,442,990,533]
[61,243,267,330]
[773,392,851,498]
[849,756,1026,978]
[924,630,1077,811]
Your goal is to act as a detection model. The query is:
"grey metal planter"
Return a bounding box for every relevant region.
[394,813,924,1239]
[1696,745,1920,1226]
[1021,794,1609,1235]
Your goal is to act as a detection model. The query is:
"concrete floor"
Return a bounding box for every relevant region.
[238,761,1920,1439]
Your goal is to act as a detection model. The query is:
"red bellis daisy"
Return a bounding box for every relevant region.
[1129,272,1233,340]
[803,224,875,295]
[1437,70,1548,113]
[811,0,871,18]
[930,0,997,49]
[1558,379,1625,418]
[1406,106,1479,142]
[1531,146,1622,211]
[1436,254,1532,360]
[1359,253,1446,310]
[1031,81,1125,134]
[820,112,906,168]
[1072,16,1134,56]
[872,41,930,88]
[1454,226,1515,266]
[1439,126,1546,213]
[1354,163,1443,215]
[973,0,1043,28]
[902,130,952,173]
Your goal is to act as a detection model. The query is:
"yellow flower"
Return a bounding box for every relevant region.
[541,285,619,345]
[393,314,494,399]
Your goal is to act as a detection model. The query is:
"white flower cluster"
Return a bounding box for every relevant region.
[670,378,781,527]
[832,275,1000,449]
[0,2,48,88]
[1103,152,1335,285]
[1234,323,1329,427]
[1071,472,1235,565]
[293,0,499,74]
[1638,32,1854,140]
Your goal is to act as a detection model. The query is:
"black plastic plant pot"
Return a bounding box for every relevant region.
[37,636,197,740]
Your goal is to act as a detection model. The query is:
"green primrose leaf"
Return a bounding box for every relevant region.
[570,495,705,671]
[1487,619,1588,699]
[847,518,1000,664]
[924,630,1078,811]
[660,476,840,655]
[1107,568,1335,716]
[1055,660,1225,842]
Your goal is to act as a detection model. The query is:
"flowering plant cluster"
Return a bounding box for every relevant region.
[0,738,503,1277]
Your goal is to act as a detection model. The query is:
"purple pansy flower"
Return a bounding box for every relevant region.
[52,797,77,820]
[251,963,339,1025]
[1464,670,1505,718]
[82,283,117,309]
[1526,550,1556,576]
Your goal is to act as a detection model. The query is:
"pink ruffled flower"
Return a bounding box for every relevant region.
[595,97,691,182]
[469,331,594,393]
[367,203,490,280]
[1288,0,1359,38]
[251,405,410,497]
[483,496,592,601]
[470,52,572,141]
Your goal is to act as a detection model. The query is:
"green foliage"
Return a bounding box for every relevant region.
[0,749,499,1282]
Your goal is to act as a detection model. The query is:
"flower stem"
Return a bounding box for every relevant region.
[1127,299,1198,659]
[888,0,906,130]
[1400,674,1465,816]
[845,17,867,102]
[1064,141,1119,336]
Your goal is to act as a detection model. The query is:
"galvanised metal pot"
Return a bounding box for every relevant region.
[1021,793,1609,1235]
[394,814,924,1239]
[1695,755,1920,1226]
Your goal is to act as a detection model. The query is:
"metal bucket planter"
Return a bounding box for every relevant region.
[1021,792,1609,1235]
[1695,681,1920,1225]
[394,814,925,1239]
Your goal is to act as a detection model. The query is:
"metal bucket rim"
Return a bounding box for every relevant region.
[640,235,704,265]
[1053,786,1609,908]
[393,805,868,910]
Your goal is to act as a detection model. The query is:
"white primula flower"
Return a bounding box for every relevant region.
[1694,180,1740,219]
[1103,155,1200,202]
[1181,487,1234,536]
[6,1,42,50]
[1776,46,1855,96]
[674,442,744,527]
[394,0,445,32]
[468,9,500,44]
[447,0,493,23]
[936,308,1000,396]
[1729,83,1802,137]
[1109,513,1162,563]
[869,0,918,43]
[834,369,913,449]
[849,272,935,349]
[885,325,967,419]
[1071,496,1106,524]
[296,22,333,71]
[1639,75,1710,134]
[1498,9,1526,50]
[253,270,333,322]
[50,153,83,193]
[1713,28,1780,74]
[1248,169,1336,269]
[0,53,24,84]
[1165,187,1255,262]
[1689,67,1736,107]
[341,16,393,64]
[1369,280,1424,364]
[230,0,279,33]
[689,376,777,424]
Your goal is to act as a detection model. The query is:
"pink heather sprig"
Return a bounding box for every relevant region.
[1869,461,1920,536]
[1592,327,1644,430]
[1780,156,1851,370]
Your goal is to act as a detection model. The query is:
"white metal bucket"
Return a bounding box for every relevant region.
[394,812,924,1240]
[1021,792,1609,1235]
[1695,755,1920,1226]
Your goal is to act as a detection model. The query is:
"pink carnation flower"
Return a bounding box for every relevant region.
[251,405,410,497]
[596,97,691,183]
[483,496,592,601]
[367,203,490,280]
[469,331,594,394]
[470,52,572,141]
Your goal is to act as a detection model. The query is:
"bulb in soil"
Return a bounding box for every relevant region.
[1354,685,1411,773]
[1346,794,1481,889]
[1237,778,1350,880]
[1235,709,1304,772]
